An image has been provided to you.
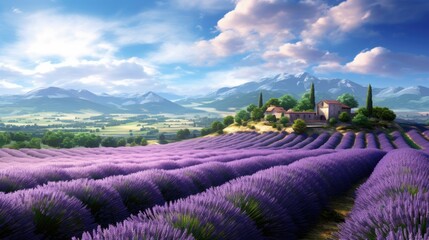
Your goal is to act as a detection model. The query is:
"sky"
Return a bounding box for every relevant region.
[0,0,428,96]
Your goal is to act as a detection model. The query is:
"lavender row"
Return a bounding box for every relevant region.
[338,149,429,239]
[407,129,429,149]
[80,149,385,240]
[365,133,379,149]
[0,149,275,193]
[0,149,332,239]
[391,131,413,149]
[377,132,396,151]
[336,131,355,149]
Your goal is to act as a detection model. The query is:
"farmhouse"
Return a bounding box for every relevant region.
[265,106,287,118]
[264,99,351,122]
[284,109,316,122]
[316,100,351,121]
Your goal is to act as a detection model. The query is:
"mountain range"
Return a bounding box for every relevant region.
[0,72,427,115]
[0,87,199,115]
[177,72,429,111]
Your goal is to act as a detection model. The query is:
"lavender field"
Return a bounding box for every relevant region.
[1,130,429,239]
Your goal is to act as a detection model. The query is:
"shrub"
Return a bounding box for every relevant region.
[265,114,277,123]
[352,113,370,127]
[279,117,289,127]
[329,118,338,125]
[338,112,351,122]
[292,119,306,134]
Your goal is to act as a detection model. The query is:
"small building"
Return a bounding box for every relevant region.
[284,109,317,122]
[316,100,351,121]
[265,106,287,119]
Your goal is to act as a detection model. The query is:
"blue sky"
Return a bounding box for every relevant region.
[0,0,428,96]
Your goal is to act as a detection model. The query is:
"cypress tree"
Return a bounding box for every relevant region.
[309,82,315,110]
[258,92,263,108]
[366,84,373,116]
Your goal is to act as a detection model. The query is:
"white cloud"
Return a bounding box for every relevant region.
[12,8,22,14]
[4,11,115,61]
[30,58,161,92]
[264,41,339,64]
[302,0,429,44]
[315,47,429,76]
[0,80,24,90]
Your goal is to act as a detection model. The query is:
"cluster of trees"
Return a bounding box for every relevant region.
[330,85,396,128]
[41,131,149,148]
[0,132,42,149]
[200,120,226,136]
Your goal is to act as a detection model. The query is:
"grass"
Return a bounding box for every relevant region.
[402,132,422,149]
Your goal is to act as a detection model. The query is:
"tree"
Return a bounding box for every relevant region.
[279,94,297,110]
[279,116,289,127]
[10,132,32,142]
[352,113,370,127]
[258,92,263,108]
[127,136,135,144]
[158,134,167,144]
[176,129,191,140]
[309,82,315,110]
[380,109,396,121]
[263,98,281,109]
[211,121,225,134]
[265,114,277,123]
[28,138,42,149]
[200,128,212,136]
[61,137,75,148]
[329,117,337,125]
[337,93,359,108]
[223,116,234,126]
[101,137,118,147]
[251,108,264,121]
[338,112,351,122]
[140,137,148,146]
[235,110,250,125]
[117,138,127,147]
[0,132,10,147]
[292,119,307,134]
[366,84,373,117]
[356,107,369,117]
[293,93,313,111]
[246,104,257,113]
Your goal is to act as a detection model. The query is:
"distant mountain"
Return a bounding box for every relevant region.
[0,87,200,115]
[178,72,429,111]
[154,92,185,101]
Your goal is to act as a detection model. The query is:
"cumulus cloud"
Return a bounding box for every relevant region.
[4,11,115,61]
[315,47,429,76]
[302,0,429,44]
[264,41,339,64]
[29,58,163,94]
[194,0,327,59]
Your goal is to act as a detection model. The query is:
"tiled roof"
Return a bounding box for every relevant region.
[265,106,287,113]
